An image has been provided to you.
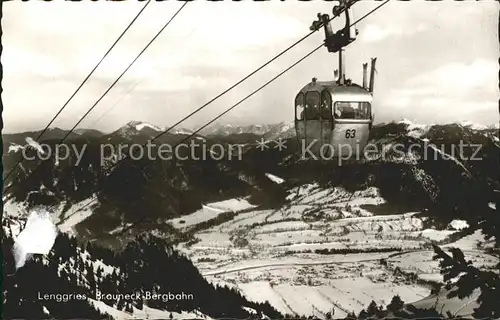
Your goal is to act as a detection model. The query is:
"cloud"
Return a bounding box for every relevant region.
[1,46,66,79]
[380,58,497,124]
[403,58,497,100]
[361,23,427,43]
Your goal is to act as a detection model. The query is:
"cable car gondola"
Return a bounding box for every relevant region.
[295,1,377,161]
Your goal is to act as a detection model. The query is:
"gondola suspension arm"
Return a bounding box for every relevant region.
[310,0,359,54]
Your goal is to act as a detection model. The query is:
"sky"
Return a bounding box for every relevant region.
[2,0,498,133]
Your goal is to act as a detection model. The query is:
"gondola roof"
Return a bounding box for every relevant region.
[298,81,370,95]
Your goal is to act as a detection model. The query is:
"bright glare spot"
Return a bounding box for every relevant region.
[266,173,285,184]
[13,209,58,269]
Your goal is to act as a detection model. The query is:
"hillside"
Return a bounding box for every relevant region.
[2,217,283,319]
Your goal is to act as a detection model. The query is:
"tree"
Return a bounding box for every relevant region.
[117,298,125,311]
[387,295,404,313]
[360,300,386,319]
[358,309,368,320]
[125,303,133,313]
[325,309,334,319]
[433,244,500,318]
[366,300,379,317]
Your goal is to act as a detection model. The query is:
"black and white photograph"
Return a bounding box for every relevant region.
[1,0,499,319]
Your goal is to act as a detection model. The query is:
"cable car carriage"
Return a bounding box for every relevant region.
[295,0,377,161]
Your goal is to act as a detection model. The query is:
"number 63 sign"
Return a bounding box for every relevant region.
[345,129,356,138]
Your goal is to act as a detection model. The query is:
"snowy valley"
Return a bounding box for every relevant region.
[169,184,497,318]
[2,120,499,319]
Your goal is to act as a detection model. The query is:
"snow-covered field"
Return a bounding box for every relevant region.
[173,184,497,318]
[167,198,256,230]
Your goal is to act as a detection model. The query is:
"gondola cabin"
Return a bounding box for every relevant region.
[295,0,377,161]
[295,79,374,160]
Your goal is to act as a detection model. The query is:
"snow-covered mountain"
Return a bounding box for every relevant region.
[111,120,163,139]
[197,121,295,139]
[199,123,270,136]
[117,119,497,146]
[108,121,195,140]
